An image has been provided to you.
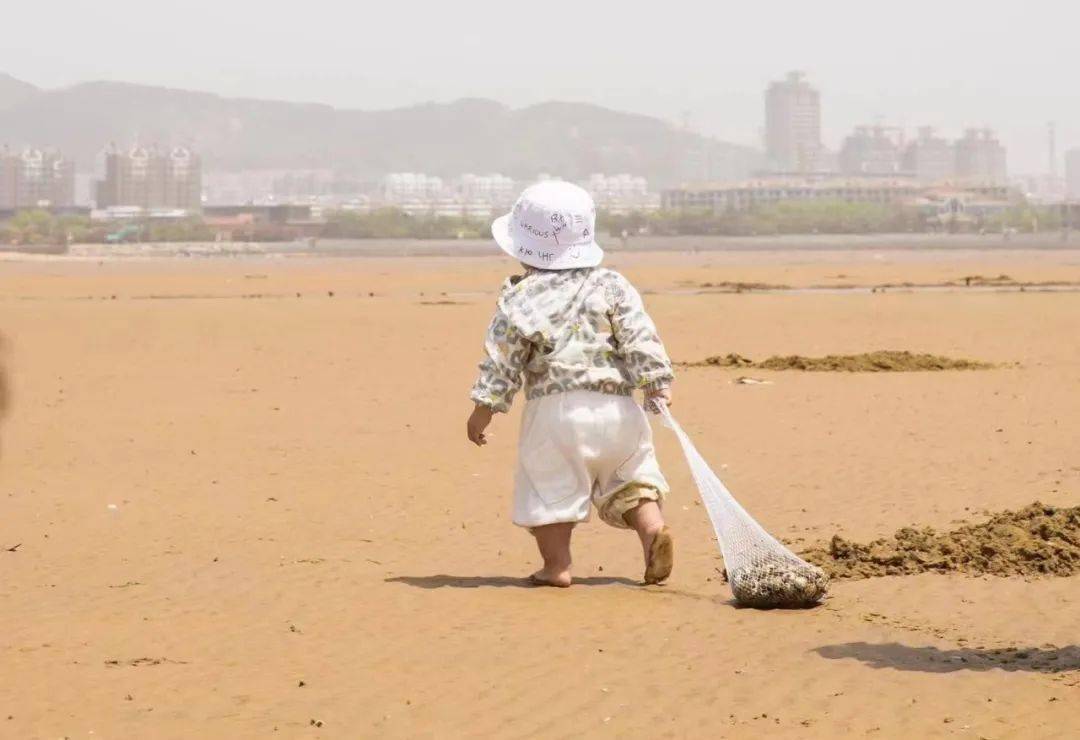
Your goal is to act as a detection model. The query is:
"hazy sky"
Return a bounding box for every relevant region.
[3,1,1076,173]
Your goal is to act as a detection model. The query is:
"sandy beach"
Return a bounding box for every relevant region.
[2,247,1079,738]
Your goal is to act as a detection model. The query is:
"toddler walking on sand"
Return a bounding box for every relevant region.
[466,181,675,587]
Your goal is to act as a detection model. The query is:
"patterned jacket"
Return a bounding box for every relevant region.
[470,267,673,413]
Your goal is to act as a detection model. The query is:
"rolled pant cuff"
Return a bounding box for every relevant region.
[596,482,665,529]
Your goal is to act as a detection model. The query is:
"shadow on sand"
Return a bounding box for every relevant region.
[815,642,1080,674]
[386,575,727,605]
[385,574,640,589]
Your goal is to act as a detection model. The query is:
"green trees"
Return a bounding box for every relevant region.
[144,218,214,242]
[981,204,1062,233]
[2,210,64,245]
[322,208,487,239]
[0,212,214,246]
[602,200,923,237]
[0,210,112,246]
[1,201,1066,247]
[601,200,1077,237]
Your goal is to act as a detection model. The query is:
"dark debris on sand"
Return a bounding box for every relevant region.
[684,350,992,372]
[803,503,1080,579]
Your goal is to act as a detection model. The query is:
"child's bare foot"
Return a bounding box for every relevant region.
[644,526,674,584]
[530,522,574,588]
[624,501,673,584]
[527,569,573,588]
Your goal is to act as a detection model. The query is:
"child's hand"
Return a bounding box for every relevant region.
[644,386,672,414]
[467,404,494,446]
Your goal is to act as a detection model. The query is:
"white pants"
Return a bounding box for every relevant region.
[513,390,669,529]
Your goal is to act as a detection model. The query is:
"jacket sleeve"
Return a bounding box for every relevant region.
[470,304,531,413]
[608,274,674,391]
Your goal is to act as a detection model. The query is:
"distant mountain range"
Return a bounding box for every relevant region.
[0,74,763,186]
[0,73,39,111]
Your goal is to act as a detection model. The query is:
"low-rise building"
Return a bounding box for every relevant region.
[202,204,314,223]
[661,176,1009,213]
[662,176,922,212]
[390,198,496,218]
[453,173,515,207]
[201,204,321,240]
[579,173,658,212]
[1065,148,1080,199]
[908,186,1013,228]
[381,173,445,203]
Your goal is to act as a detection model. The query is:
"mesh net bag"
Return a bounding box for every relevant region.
[657,404,828,608]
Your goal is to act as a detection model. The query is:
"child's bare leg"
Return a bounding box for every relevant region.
[624,501,673,584]
[624,500,665,556]
[530,522,574,587]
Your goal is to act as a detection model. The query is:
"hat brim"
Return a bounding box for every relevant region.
[492,213,603,270]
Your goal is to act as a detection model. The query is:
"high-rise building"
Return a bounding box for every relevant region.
[0,153,13,208]
[765,71,823,173]
[164,146,201,211]
[1065,148,1080,198]
[838,125,904,175]
[0,146,76,209]
[902,127,955,183]
[954,129,1007,184]
[1048,122,1057,178]
[95,144,202,211]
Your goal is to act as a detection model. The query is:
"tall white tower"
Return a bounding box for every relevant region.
[765,72,823,174]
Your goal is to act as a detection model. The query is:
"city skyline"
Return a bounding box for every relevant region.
[1,0,1076,174]
[1,70,1068,183]
[0,69,1070,180]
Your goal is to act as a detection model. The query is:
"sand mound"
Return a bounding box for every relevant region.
[696,281,790,292]
[956,274,1015,286]
[688,350,991,372]
[803,503,1080,579]
[757,351,992,372]
[699,353,755,368]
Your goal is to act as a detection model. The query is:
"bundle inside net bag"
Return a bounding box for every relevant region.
[657,403,828,608]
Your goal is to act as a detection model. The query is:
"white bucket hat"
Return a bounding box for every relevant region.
[491,180,604,270]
